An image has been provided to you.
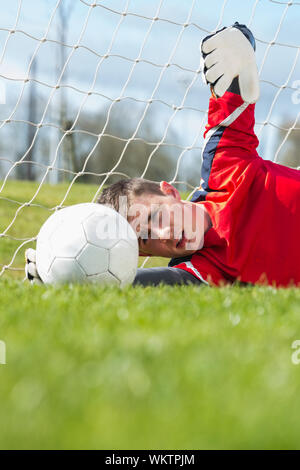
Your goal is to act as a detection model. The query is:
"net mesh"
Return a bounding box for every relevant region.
[0,0,299,277]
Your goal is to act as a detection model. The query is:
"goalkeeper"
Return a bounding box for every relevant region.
[26,23,300,287]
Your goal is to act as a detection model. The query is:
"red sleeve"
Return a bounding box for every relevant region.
[192,91,260,202]
[206,91,259,154]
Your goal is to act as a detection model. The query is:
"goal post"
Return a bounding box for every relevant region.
[0,0,299,278]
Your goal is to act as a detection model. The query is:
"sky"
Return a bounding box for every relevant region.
[0,0,299,182]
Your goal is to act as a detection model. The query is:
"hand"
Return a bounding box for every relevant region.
[201,23,260,103]
[25,248,43,285]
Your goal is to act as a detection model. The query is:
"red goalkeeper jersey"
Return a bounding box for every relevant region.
[171,91,300,287]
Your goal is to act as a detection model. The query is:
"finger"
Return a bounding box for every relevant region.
[214,73,235,98]
[201,27,231,55]
[25,263,33,281]
[205,62,225,85]
[238,67,260,103]
[25,248,36,263]
[201,34,219,55]
[204,49,222,69]
[200,55,208,84]
[27,261,39,279]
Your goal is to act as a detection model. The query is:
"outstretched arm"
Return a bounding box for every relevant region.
[192,23,261,203]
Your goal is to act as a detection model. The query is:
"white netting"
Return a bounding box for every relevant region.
[0,0,299,277]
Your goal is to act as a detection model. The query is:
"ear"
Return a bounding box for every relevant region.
[160,181,181,201]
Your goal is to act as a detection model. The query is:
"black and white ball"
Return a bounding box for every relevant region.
[36,203,138,286]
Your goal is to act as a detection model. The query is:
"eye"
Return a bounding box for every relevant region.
[153,211,160,225]
[152,208,162,228]
[142,238,148,246]
[159,211,163,228]
[139,228,150,245]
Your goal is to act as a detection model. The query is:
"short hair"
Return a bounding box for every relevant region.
[97,178,164,213]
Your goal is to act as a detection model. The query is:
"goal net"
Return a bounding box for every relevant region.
[0,0,299,278]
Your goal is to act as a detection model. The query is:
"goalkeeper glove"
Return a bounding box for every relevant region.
[25,248,43,285]
[201,22,260,103]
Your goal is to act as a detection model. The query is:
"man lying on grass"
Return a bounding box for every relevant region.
[26,23,300,288]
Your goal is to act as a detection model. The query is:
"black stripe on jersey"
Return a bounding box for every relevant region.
[168,255,193,268]
[191,126,226,203]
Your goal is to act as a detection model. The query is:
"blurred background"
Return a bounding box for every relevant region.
[0,0,299,188]
[1,1,300,450]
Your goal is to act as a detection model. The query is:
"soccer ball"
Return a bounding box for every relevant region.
[36,203,138,286]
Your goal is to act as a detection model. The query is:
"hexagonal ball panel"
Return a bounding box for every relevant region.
[38,209,66,243]
[87,271,120,286]
[122,218,139,251]
[109,239,138,285]
[62,203,99,220]
[49,220,87,258]
[48,257,86,284]
[82,212,120,250]
[76,243,109,276]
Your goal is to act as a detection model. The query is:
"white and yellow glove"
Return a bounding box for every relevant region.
[25,248,43,285]
[201,22,260,103]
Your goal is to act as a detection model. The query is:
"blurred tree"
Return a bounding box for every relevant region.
[72,103,175,185]
[16,56,38,180]
[57,0,76,179]
[26,57,37,181]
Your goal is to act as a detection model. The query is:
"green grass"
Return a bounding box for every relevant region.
[0,180,300,449]
[1,282,300,449]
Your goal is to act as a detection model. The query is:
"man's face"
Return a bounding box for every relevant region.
[127,182,208,258]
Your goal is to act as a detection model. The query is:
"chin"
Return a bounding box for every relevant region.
[175,247,198,257]
[185,237,204,252]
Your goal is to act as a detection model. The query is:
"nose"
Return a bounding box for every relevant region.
[152,225,170,242]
